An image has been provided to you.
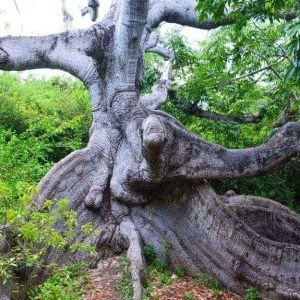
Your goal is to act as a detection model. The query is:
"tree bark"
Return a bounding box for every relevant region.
[0,1,300,299]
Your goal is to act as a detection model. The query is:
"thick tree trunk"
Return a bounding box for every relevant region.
[1,1,300,299]
[5,116,298,300]
[1,107,300,300]
[132,185,300,299]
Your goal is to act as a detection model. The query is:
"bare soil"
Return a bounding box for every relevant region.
[83,256,242,300]
[83,256,123,300]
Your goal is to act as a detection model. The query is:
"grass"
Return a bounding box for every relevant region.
[117,256,134,300]
[184,291,194,300]
[196,272,222,299]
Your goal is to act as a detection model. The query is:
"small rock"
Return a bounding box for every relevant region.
[171,274,178,280]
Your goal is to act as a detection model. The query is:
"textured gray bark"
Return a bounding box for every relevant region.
[0,1,300,299]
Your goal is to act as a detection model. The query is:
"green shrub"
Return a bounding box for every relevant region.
[197,272,221,298]
[153,260,168,272]
[163,239,172,265]
[184,291,194,300]
[175,266,187,277]
[0,187,97,289]
[246,287,260,300]
[0,73,91,197]
[143,244,157,265]
[28,262,89,300]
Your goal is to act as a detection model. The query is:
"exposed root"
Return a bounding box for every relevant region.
[225,194,299,216]
[276,287,300,300]
[131,183,300,299]
[120,218,146,300]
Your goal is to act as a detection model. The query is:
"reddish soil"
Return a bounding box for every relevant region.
[83,256,242,300]
[83,256,123,300]
[150,276,242,300]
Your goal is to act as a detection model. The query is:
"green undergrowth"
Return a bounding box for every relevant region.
[28,261,89,300]
[0,184,97,297]
[117,256,134,300]
[196,272,222,298]
[141,244,261,300]
[245,287,261,300]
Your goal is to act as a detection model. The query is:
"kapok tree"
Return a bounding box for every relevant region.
[0,1,300,299]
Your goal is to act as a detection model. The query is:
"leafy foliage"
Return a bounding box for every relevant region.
[0,189,97,287]
[184,291,194,300]
[196,0,298,26]
[143,245,157,265]
[195,0,300,83]
[117,256,134,300]
[285,17,300,82]
[28,262,89,300]
[196,273,221,299]
[0,73,91,194]
[0,73,94,295]
[148,24,300,211]
[246,287,261,300]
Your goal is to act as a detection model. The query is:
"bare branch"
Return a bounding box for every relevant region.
[140,45,175,110]
[147,0,233,30]
[145,32,159,50]
[146,45,174,61]
[168,88,263,124]
[81,0,100,22]
[227,57,285,82]
[61,0,74,30]
[140,80,169,110]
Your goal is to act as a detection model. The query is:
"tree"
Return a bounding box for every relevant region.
[0,1,300,299]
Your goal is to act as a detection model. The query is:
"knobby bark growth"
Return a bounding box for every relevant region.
[0,1,300,299]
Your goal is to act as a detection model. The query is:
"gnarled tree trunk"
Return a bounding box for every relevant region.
[0,1,300,299]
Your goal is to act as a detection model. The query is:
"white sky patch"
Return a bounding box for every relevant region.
[0,0,208,78]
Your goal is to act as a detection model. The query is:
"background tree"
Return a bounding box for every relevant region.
[0,1,300,299]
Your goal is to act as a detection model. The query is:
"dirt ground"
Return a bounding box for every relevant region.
[83,256,123,300]
[83,256,242,300]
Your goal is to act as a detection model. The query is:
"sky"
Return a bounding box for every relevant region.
[0,0,208,78]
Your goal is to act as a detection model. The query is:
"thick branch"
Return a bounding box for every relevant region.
[163,119,300,180]
[146,45,173,61]
[147,0,233,30]
[168,89,262,124]
[0,29,107,88]
[147,0,297,30]
[144,32,159,50]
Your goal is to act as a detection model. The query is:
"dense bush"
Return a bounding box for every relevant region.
[0,73,93,297]
[0,73,91,197]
